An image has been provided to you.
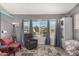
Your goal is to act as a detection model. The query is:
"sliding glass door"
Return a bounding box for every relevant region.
[32,21,40,37]
[23,19,56,45]
[24,20,30,34]
[32,21,48,44]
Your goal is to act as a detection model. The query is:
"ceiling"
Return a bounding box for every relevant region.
[0,3,77,15]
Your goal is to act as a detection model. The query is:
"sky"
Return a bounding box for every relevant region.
[24,21,56,29]
[32,21,47,27]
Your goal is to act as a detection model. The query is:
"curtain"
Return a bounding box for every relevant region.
[45,20,50,45]
[12,24,17,41]
[55,20,62,47]
[20,19,24,46]
[0,13,1,38]
[30,20,33,34]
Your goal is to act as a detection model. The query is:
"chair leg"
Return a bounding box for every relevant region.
[13,51,15,56]
[19,45,21,49]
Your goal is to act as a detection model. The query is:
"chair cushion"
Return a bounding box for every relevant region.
[9,43,20,48]
[65,40,79,55]
[65,40,79,50]
[2,37,13,45]
[0,52,8,56]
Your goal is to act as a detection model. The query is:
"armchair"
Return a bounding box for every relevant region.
[0,40,9,56]
[0,37,21,55]
[0,51,8,56]
[24,33,38,50]
[65,40,79,56]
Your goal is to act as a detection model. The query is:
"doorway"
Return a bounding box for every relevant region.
[32,21,48,44]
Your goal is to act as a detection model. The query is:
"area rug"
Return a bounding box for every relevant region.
[15,45,69,56]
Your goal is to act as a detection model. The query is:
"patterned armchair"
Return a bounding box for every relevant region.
[0,41,8,56]
[0,51,8,56]
[65,40,79,56]
[0,37,21,55]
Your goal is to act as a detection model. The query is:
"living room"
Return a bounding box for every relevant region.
[0,3,79,56]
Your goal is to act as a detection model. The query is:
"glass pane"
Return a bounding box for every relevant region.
[32,21,47,37]
[32,21,40,37]
[32,21,47,44]
[40,21,48,37]
[50,19,56,45]
[24,21,30,33]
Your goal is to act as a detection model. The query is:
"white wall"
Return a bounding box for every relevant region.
[65,17,72,40]
[0,14,1,38]
[74,13,79,40]
[1,14,13,38]
[60,17,72,48]
[0,5,14,38]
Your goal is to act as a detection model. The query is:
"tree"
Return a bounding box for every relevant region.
[34,26,39,32]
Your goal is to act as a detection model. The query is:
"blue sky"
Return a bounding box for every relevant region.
[32,21,47,27]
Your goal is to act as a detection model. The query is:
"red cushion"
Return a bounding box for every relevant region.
[2,37,13,45]
[0,52,8,56]
[9,43,20,48]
